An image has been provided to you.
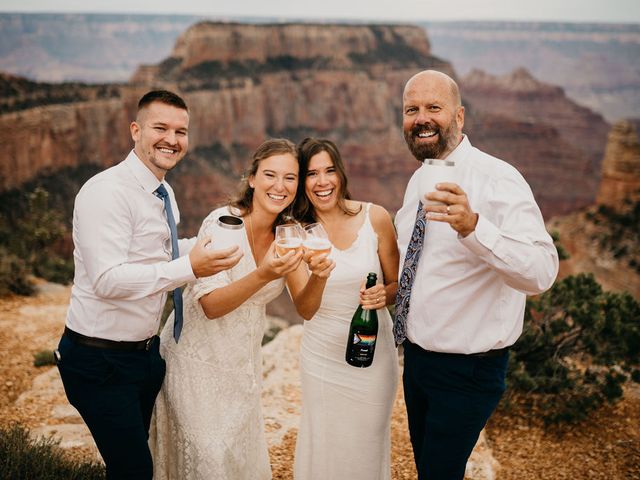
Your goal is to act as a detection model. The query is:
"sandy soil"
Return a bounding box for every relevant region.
[0,282,638,479]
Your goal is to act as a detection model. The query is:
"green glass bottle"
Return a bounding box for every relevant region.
[345,272,379,368]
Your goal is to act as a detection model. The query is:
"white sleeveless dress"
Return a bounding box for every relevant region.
[150,206,281,480]
[294,203,399,480]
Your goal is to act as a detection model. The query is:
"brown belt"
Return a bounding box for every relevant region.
[64,326,154,351]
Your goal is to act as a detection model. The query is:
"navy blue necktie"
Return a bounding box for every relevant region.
[394,202,427,345]
[155,184,183,342]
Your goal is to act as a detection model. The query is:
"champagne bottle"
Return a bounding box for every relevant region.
[345,272,379,368]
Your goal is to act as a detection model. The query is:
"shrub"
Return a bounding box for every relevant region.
[588,200,640,271]
[0,248,35,296]
[0,424,105,480]
[33,350,56,367]
[14,187,67,272]
[0,186,74,294]
[33,256,75,286]
[549,229,570,261]
[507,273,640,423]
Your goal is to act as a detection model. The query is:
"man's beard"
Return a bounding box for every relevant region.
[404,120,458,161]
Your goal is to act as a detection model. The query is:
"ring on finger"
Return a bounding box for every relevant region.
[446,205,451,214]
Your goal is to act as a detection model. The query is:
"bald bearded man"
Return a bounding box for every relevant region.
[394,70,559,479]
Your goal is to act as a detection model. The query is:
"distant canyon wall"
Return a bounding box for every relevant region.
[1,89,135,191]
[597,120,640,207]
[425,21,640,124]
[551,119,640,298]
[1,22,610,234]
[462,68,609,217]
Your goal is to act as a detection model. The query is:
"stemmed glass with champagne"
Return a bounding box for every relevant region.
[275,224,305,257]
[302,223,332,258]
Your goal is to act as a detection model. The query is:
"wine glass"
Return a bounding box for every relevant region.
[303,223,332,258]
[275,223,305,257]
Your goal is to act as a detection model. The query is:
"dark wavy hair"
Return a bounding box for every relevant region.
[228,138,299,228]
[294,137,360,224]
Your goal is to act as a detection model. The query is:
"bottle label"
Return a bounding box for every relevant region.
[350,334,377,363]
[353,334,376,345]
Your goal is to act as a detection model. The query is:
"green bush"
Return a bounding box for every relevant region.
[549,229,570,261]
[588,200,640,271]
[0,186,76,295]
[33,256,75,286]
[14,187,67,267]
[0,424,105,480]
[508,273,640,423]
[0,247,35,296]
[33,350,56,367]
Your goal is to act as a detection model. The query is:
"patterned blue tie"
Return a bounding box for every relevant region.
[394,202,427,345]
[155,184,183,342]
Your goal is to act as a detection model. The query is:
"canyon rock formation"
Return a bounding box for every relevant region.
[425,21,640,123]
[1,22,611,234]
[462,68,609,218]
[550,119,640,298]
[596,120,640,207]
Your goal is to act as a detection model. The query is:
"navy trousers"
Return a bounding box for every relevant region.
[402,341,509,480]
[56,334,166,480]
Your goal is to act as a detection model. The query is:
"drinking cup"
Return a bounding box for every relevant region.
[418,159,456,206]
[275,224,305,257]
[303,223,332,258]
[209,215,244,251]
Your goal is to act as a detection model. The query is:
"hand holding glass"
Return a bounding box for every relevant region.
[275,224,305,257]
[303,223,332,258]
[418,159,456,205]
[208,215,244,252]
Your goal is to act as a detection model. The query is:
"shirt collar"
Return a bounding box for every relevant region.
[443,134,471,167]
[123,150,165,193]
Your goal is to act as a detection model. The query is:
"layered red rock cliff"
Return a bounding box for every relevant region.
[1,22,610,234]
[596,120,640,207]
[462,68,609,217]
[550,119,640,298]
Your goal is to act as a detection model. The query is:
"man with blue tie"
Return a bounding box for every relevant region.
[394,70,559,479]
[56,90,243,479]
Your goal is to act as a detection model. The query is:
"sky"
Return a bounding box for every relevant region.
[1,0,639,24]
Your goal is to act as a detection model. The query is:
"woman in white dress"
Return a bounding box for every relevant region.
[150,138,303,480]
[288,138,400,480]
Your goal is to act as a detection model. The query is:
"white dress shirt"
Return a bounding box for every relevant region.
[66,150,196,341]
[395,136,559,354]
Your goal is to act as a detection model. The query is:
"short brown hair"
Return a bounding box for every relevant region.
[137,90,188,113]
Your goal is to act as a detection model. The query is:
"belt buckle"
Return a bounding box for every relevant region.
[144,337,153,351]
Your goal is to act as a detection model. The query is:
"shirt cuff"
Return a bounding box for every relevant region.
[168,254,196,284]
[459,214,500,256]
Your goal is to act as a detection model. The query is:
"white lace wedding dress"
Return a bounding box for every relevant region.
[294,203,399,480]
[150,206,281,480]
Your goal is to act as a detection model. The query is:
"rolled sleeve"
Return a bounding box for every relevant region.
[459,173,559,295]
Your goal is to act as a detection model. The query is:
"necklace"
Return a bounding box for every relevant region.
[247,212,258,263]
[247,212,255,251]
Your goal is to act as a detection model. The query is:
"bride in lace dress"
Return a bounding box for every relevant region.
[288,138,400,479]
[150,139,303,480]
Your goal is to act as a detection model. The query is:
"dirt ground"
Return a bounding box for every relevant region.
[0,283,638,479]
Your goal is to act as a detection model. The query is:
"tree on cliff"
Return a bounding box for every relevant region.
[0,187,72,295]
[507,272,640,423]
